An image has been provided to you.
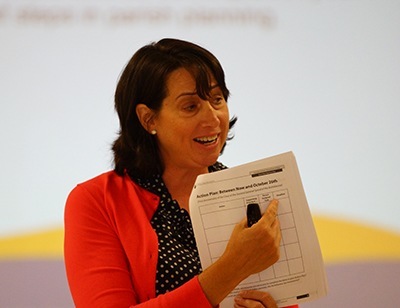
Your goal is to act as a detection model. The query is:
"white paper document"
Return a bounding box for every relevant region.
[189,152,328,307]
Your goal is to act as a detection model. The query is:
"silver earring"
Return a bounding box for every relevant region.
[151,129,157,135]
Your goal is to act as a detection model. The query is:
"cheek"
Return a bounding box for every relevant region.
[219,112,230,142]
[163,121,192,145]
[221,111,230,131]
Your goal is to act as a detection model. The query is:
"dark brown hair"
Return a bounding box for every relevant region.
[112,38,237,178]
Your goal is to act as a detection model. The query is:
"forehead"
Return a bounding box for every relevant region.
[165,67,217,97]
[167,68,196,90]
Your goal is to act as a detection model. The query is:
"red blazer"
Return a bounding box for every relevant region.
[64,171,298,307]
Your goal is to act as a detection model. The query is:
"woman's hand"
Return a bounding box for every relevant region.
[198,200,281,306]
[222,199,281,278]
[234,290,278,308]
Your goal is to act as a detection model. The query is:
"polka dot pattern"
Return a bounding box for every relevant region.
[133,162,226,295]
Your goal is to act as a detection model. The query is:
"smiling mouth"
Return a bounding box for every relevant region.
[194,134,219,145]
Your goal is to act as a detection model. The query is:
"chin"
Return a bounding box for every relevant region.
[202,154,220,167]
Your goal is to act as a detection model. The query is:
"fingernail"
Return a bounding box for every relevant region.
[270,199,278,206]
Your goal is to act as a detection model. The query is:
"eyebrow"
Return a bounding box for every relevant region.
[175,84,220,100]
[175,91,197,100]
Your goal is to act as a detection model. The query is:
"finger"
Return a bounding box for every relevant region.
[260,199,279,225]
[234,296,264,308]
[238,290,278,308]
[236,216,248,229]
[271,215,280,230]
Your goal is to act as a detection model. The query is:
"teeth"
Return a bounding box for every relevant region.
[195,135,218,144]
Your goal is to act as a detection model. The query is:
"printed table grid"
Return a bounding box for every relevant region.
[199,189,305,284]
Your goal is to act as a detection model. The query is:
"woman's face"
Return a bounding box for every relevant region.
[152,68,230,173]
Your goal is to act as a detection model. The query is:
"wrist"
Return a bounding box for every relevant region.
[198,254,248,306]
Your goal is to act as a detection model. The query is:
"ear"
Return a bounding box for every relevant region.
[136,104,156,133]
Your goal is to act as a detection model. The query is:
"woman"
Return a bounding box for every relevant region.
[64,38,298,308]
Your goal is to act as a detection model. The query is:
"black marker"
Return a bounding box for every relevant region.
[247,203,262,227]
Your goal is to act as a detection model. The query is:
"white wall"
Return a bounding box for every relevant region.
[1,0,399,235]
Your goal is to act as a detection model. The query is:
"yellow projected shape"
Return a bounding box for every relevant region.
[314,216,400,263]
[0,228,63,259]
[0,216,400,262]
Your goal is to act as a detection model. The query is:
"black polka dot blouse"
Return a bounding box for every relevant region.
[133,162,226,295]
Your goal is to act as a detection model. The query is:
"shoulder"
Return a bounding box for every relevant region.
[77,170,124,187]
[74,170,147,193]
[65,171,123,212]
[65,170,159,219]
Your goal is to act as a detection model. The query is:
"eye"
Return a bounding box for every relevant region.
[214,96,224,104]
[209,86,226,108]
[211,95,226,108]
[182,102,199,112]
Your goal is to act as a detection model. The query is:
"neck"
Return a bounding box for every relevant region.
[162,166,209,212]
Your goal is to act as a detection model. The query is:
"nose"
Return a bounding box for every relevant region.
[200,100,220,128]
